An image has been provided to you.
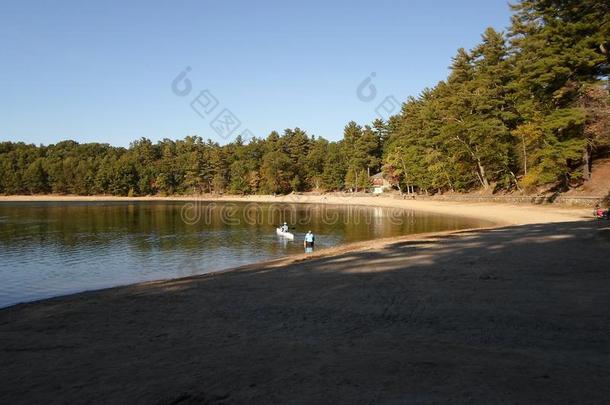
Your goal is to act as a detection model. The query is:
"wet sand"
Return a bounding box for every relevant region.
[1,196,608,403]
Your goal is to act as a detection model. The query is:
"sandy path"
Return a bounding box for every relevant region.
[0,195,607,403]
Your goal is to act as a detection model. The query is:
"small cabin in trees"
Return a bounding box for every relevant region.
[370,172,390,194]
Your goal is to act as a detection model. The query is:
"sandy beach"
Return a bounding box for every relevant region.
[1,195,608,403]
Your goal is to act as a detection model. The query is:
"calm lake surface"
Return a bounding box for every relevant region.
[0,201,492,307]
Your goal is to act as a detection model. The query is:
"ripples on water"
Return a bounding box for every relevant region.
[0,201,491,307]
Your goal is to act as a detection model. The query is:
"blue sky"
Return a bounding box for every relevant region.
[0,0,513,146]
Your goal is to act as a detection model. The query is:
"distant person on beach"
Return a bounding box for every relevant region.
[595,205,605,219]
[304,230,315,250]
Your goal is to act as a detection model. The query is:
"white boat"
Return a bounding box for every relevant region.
[276,227,295,240]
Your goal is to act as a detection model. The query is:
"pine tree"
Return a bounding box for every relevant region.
[509,0,609,188]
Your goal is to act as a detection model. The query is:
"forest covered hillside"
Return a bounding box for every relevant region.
[1,0,608,197]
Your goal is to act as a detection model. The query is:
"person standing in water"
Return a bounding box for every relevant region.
[304,230,315,251]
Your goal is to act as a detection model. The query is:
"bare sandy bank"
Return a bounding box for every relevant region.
[0,193,591,226]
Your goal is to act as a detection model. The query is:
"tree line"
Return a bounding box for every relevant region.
[1,0,608,196]
[0,125,384,196]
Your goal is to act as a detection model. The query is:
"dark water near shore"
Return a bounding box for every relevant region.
[0,201,491,307]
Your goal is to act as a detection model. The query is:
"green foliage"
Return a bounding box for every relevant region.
[1,1,608,196]
[384,0,608,192]
[321,142,346,191]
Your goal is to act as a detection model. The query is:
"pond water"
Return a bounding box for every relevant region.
[0,201,492,307]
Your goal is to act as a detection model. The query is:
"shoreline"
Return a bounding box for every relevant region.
[1,196,608,402]
[0,225,500,311]
[0,193,590,309]
[0,193,591,226]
